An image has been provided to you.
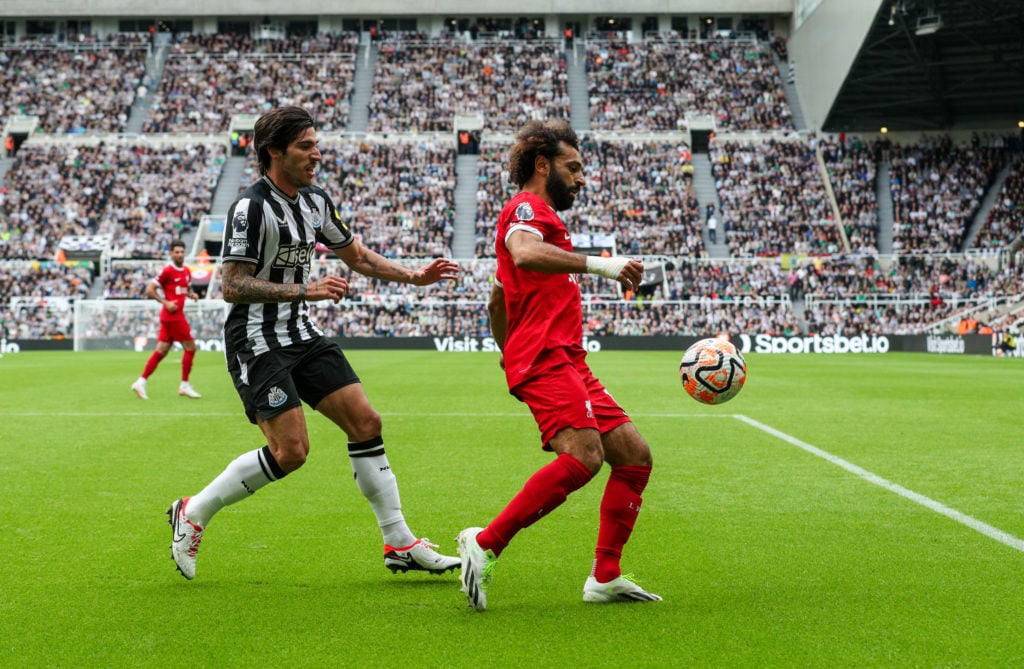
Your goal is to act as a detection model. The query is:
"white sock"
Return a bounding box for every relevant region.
[348,437,415,547]
[186,446,285,527]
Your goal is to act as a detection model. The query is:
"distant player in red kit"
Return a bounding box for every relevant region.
[131,240,202,400]
[456,119,661,611]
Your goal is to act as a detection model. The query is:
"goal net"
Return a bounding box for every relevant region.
[73,299,229,352]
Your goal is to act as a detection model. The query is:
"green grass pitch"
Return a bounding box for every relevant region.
[1,349,1023,667]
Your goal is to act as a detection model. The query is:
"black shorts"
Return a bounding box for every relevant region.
[227,336,360,424]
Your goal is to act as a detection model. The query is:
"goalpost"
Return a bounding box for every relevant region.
[73,299,230,352]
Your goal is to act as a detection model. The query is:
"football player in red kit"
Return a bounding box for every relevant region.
[131,240,202,399]
[456,120,661,611]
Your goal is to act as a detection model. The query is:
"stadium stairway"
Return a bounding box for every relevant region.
[565,42,591,133]
[875,161,895,255]
[791,295,809,332]
[452,154,479,258]
[962,161,1013,251]
[773,53,807,130]
[87,276,105,298]
[347,43,377,133]
[125,36,171,135]
[690,153,729,259]
[208,156,248,218]
[0,157,12,182]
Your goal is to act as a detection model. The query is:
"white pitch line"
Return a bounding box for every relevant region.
[735,414,1024,554]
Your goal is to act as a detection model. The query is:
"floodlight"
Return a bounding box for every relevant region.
[915,10,942,35]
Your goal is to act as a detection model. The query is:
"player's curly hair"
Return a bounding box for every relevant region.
[253,106,315,176]
[507,120,580,188]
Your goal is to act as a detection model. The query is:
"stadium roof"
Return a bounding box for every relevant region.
[823,0,1024,131]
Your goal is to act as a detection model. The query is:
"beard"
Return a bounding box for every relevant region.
[546,171,577,212]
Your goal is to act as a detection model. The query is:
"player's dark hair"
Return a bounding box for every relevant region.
[253,106,315,176]
[170,240,186,251]
[507,120,579,188]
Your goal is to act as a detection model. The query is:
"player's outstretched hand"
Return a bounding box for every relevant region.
[306,275,349,303]
[586,256,644,291]
[413,258,462,286]
[616,258,645,291]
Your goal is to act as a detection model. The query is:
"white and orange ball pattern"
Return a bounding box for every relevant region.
[679,337,747,405]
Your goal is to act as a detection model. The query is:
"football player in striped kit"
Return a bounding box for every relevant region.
[167,106,461,581]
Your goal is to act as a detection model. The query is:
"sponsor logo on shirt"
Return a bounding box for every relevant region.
[274,243,315,269]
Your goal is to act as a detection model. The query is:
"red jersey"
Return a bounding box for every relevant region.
[495,192,586,390]
[155,263,192,323]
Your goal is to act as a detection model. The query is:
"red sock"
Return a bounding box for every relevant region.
[592,465,651,583]
[477,453,593,556]
[182,349,195,382]
[141,350,166,378]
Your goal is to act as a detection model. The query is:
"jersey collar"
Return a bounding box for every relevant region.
[263,176,300,204]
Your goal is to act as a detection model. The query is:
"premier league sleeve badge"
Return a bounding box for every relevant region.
[514,201,535,222]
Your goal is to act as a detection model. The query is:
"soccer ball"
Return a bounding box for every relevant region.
[679,337,747,405]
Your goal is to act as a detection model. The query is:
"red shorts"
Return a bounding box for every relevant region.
[512,359,630,450]
[158,318,194,344]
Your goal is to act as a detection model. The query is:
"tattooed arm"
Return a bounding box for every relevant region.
[220,261,349,304]
[334,239,461,286]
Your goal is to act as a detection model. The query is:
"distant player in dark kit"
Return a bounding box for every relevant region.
[166,106,461,580]
[131,240,202,400]
[457,119,661,610]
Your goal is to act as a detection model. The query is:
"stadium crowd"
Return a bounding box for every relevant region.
[0,261,92,299]
[233,137,456,258]
[973,154,1024,252]
[710,137,841,256]
[819,135,880,255]
[800,254,1024,335]
[320,139,457,257]
[474,140,517,256]
[0,261,92,339]
[887,134,1005,254]
[0,142,225,260]
[1,28,1022,344]
[143,33,358,133]
[367,37,571,132]
[586,37,794,132]
[0,35,149,134]
[101,264,157,298]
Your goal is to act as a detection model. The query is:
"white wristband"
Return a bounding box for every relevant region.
[585,255,630,281]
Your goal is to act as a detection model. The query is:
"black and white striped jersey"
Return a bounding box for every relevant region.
[222,176,355,357]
